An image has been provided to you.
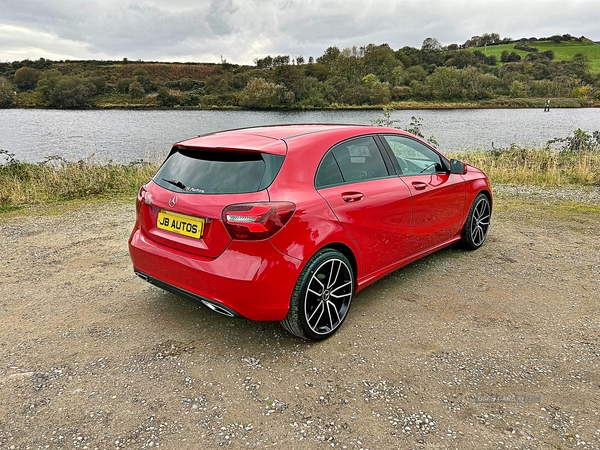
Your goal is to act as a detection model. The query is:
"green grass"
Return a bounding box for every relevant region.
[0,158,158,207]
[474,40,600,73]
[1,145,599,210]
[447,146,600,186]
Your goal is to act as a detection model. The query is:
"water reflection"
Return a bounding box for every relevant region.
[1,108,599,163]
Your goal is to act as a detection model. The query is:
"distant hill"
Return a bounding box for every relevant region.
[474,39,600,73]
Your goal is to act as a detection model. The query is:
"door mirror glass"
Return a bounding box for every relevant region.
[450,159,467,175]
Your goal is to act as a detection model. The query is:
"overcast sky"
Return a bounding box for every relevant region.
[1,0,598,65]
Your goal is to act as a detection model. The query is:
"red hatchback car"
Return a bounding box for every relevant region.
[129,124,492,340]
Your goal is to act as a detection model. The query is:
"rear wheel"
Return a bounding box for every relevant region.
[461,193,491,250]
[280,249,354,341]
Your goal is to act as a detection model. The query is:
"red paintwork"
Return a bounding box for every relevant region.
[129,124,492,321]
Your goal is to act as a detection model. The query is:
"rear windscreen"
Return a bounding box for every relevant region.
[153,148,284,194]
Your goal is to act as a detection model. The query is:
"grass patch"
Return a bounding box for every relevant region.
[2,127,600,210]
[474,40,600,73]
[0,155,158,208]
[448,146,600,187]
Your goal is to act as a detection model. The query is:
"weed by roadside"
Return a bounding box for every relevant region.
[1,126,599,209]
[371,109,600,187]
[449,129,600,186]
[0,149,157,207]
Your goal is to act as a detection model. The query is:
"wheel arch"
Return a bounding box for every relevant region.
[477,188,493,210]
[314,242,359,289]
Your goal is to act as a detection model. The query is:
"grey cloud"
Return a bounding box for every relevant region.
[0,0,598,64]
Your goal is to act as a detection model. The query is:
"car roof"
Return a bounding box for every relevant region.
[174,124,408,156]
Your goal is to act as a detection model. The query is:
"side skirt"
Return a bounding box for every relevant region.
[355,236,462,291]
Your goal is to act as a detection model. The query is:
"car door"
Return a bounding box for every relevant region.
[316,136,413,277]
[380,134,466,254]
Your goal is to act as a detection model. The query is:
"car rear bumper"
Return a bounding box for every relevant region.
[128,227,302,321]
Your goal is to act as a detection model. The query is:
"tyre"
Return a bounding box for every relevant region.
[461,193,491,250]
[280,249,354,341]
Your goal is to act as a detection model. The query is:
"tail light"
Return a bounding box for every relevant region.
[223,202,296,240]
[136,184,153,216]
[136,185,147,215]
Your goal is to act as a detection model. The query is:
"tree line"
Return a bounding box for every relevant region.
[0,33,598,109]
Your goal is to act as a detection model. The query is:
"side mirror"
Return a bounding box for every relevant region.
[450,159,467,175]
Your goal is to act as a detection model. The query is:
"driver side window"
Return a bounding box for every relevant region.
[382,135,444,175]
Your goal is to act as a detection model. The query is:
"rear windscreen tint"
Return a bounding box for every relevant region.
[154,149,284,194]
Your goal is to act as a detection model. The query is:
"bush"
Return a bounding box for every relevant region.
[548,128,600,154]
[0,77,15,107]
[13,67,42,91]
[37,76,95,108]
[156,88,180,107]
[238,78,293,108]
[128,81,146,99]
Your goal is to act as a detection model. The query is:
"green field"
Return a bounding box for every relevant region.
[475,40,600,73]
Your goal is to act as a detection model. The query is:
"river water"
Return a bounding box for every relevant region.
[1,108,599,163]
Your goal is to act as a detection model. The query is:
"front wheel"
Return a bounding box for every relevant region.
[280,249,354,341]
[461,193,491,250]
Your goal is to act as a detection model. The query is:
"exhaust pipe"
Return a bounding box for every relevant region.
[201,300,235,317]
[135,271,149,282]
[133,270,241,318]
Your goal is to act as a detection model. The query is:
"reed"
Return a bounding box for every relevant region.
[448,145,600,187]
[0,151,158,210]
[1,141,599,210]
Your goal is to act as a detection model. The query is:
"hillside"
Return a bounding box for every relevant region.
[475,39,600,73]
[1,34,599,109]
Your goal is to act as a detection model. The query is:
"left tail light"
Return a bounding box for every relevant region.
[136,185,148,215]
[223,202,296,240]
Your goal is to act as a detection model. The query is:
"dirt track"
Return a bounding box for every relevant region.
[1,187,599,449]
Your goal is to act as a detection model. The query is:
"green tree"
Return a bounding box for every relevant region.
[509,80,528,98]
[274,65,305,103]
[323,76,370,105]
[117,78,136,94]
[13,67,42,91]
[421,37,444,66]
[238,78,293,108]
[446,50,479,69]
[330,46,365,83]
[0,77,15,107]
[459,67,498,100]
[421,37,443,52]
[317,46,341,65]
[156,88,179,107]
[37,76,95,108]
[296,77,327,107]
[363,44,400,84]
[362,74,391,105]
[254,55,274,68]
[426,67,462,100]
[571,53,590,74]
[128,81,146,99]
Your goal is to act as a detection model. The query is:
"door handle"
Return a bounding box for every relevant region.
[341,192,364,202]
[412,181,427,191]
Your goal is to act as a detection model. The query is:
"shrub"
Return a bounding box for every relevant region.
[238,78,293,108]
[128,81,146,99]
[156,87,180,107]
[37,76,95,108]
[0,77,15,107]
[13,67,42,91]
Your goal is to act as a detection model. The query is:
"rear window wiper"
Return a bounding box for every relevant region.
[162,178,187,190]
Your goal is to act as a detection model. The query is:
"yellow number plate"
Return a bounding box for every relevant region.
[157,210,204,239]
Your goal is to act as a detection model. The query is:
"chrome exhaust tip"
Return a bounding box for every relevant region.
[135,271,149,282]
[201,300,235,317]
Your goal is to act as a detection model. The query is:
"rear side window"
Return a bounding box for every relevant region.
[316,136,388,189]
[154,148,284,194]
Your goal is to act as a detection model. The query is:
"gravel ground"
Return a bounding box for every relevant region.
[0,187,599,449]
